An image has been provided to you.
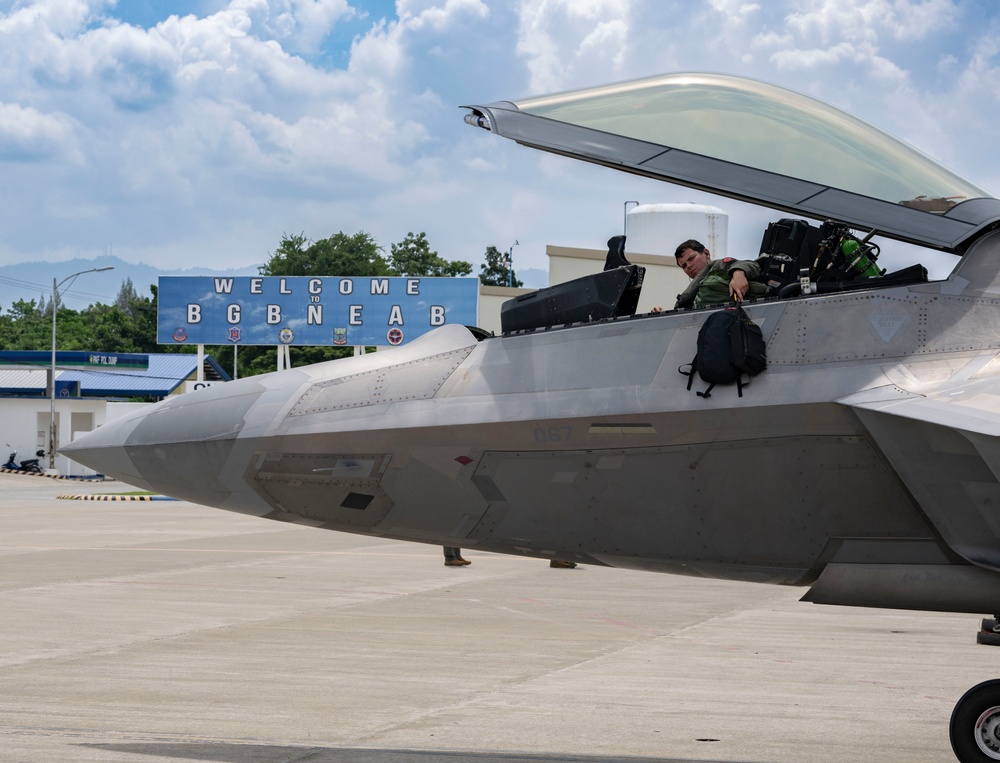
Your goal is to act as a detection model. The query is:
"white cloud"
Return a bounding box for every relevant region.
[398,0,489,30]
[347,18,408,79]
[783,0,957,43]
[348,0,489,87]
[229,0,357,54]
[759,0,958,76]
[515,0,631,93]
[0,101,79,161]
[0,0,102,36]
[705,0,760,22]
[880,0,958,41]
[0,0,996,286]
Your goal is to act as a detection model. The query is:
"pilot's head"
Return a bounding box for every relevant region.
[674,239,711,279]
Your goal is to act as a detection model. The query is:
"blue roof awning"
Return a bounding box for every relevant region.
[0,353,230,399]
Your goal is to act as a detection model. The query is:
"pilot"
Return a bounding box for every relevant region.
[652,239,763,311]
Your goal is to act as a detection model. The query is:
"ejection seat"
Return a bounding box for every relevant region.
[499,236,645,334]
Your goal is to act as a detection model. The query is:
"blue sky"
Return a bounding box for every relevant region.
[0,0,998,304]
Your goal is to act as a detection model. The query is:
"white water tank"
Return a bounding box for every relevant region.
[624,203,728,259]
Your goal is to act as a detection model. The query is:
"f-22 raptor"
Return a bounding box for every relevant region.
[65,73,1000,763]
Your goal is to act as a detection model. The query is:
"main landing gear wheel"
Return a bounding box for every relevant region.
[951,680,1000,762]
[978,619,1000,647]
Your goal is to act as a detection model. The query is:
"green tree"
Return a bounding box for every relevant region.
[0,299,50,350]
[237,231,393,376]
[259,231,391,278]
[0,280,228,394]
[114,277,139,317]
[479,245,522,287]
[389,232,472,277]
[79,302,155,354]
[127,283,160,354]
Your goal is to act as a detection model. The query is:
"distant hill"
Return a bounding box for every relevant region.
[0,256,261,311]
[0,257,551,311]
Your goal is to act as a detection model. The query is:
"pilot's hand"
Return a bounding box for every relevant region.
[729,270,749,302]
[651,306,664,313]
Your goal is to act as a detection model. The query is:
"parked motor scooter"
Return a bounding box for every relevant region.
[19,450,45,474]
[3,447,44,473]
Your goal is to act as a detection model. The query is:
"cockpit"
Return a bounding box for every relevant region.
[497,217,928,335]
[464,72,1000,336]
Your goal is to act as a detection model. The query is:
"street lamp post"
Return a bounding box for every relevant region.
[506,240,519,288]
[50,266,114,472]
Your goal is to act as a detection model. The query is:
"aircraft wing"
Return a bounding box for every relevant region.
[838,377,1000,573]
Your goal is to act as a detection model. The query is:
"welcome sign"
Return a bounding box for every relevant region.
[157,276,480,347]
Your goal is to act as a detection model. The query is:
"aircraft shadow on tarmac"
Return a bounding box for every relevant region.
[82,742,771,763]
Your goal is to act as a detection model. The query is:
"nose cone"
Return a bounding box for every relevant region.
[61,408,153,489]
[63,381,266,505]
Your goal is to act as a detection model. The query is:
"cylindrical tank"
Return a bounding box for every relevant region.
[624,202,728,259]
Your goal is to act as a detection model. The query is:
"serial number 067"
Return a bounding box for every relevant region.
[532,427,572,443]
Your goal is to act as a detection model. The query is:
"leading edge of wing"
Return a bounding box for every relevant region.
[841,377,1000,574]
[839,376,1000,438]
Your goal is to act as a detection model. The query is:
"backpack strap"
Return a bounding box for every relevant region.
[736,372,752,397]
[679,358,696,391]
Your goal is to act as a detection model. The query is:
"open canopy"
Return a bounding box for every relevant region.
[464,72,1000,254]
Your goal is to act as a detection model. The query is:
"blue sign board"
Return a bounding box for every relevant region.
[157,276,480,347]
[0,351,149,370]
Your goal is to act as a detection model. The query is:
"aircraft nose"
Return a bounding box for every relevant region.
[61,408,152,489]
[63,381,267,505]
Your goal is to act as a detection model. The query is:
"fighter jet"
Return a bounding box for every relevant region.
[64,72,1000,763]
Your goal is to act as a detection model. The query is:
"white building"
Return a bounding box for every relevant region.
[0,355,229,476]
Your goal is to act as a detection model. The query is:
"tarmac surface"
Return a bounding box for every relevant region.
[0,471,989,763]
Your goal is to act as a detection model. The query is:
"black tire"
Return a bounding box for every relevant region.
[951,680,1000,762]
[978,632,1000,647]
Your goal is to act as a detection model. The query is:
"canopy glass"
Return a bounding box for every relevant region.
[513,73,990,210]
